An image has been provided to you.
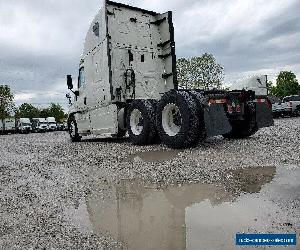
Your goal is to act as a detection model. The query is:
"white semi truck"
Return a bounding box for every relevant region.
[66,1,273,148]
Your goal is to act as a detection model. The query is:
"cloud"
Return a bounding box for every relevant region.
[0,0,299,109]
[13,78,69,110]
[14,93,38,102]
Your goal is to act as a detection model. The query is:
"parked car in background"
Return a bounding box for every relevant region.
[281,97,292,116]
[63,123,68,131]
[269,96,283,118]
[46,117,57,131]
[16,118,32,133]
[56,123,62,131]
[56,123,63,131]
[32,118,48,132]
[281,95,300,116]
[56,123,68,131]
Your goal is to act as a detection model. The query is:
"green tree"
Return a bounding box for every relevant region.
[271,71,300,98]
[39,108,51,118]
[266,81,278,96]
[16,103,66,122]
[177,58,190,89]
[0,85,14,120]
[16,103,40,119]
[48,103,65,122]
[266,81,273,95]
[177,53,224,89]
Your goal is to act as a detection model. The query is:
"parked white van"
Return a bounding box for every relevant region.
[17,118,32,133]
[46,117,57,131]
[32,118,48,132]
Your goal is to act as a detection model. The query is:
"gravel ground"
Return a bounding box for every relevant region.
[0,117,299,249]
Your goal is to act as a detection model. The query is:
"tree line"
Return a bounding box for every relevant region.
[267,71,300,98]
[177,53,300,99]
[0,85,67,122]
[176,53,300,99]
[15,103,67,121]
[177,53,224,89]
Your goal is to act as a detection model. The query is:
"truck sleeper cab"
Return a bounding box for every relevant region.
[67,1,273,149]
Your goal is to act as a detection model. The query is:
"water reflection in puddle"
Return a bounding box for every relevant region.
[68,166,300,250]
[123,150,180,163]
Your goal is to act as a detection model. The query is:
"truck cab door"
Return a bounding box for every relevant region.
[75,67,91,134]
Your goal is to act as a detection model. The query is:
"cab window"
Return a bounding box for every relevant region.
[283,97,290,102]
[78,67,85,88]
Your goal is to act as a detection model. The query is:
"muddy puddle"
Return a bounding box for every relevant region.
[123,150,180,163]
[66,165,300,250]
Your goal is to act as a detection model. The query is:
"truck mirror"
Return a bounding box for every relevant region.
[67,75,73,90]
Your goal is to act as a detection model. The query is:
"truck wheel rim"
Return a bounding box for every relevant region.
[162,103,182,136]
[70,121,76,137]
[130,109,143,135]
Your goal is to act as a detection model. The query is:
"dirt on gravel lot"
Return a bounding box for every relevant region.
[0,117,299,249]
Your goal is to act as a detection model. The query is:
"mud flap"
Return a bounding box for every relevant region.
[204,105,232,137]
[256,103,274,128]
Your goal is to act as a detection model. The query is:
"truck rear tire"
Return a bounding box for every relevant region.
[156,90,200,149]
[223,103,257,139]
[68,116,81,142]
[127,100,157,145]
[189,90,207,145]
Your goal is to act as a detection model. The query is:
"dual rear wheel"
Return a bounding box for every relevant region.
[127,90,205,148]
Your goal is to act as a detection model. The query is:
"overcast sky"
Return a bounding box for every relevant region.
[0,0,299,109]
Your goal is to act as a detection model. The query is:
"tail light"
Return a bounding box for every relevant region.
[266,98,272,109]
[227,105,233,114]
[290,101,293,107]
[236,105,241,113]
